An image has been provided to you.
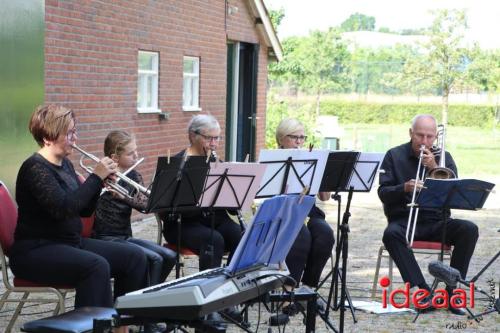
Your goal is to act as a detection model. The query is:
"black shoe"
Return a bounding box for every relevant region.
[206,311,224,323]
[315,298,327,313]
[142,323,166,333]
[269,313,289,326]
[282,303,301,316]
[416,294,437,313]
[220,306,243,323]
[448,298,467,316]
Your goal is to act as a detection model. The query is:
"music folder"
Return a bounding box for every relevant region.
[226,194,315,276]
[417,178,495,210]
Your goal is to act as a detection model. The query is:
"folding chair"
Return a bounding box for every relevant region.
[371,240,452,298]
[155,213,198,277]
[0,181,75,332]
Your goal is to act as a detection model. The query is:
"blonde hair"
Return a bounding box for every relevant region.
[104,130,135,157]
[29,105,74,147]
[275,118,304,147]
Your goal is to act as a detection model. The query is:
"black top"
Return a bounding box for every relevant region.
[378,141,457,222]
[14,153,103,245]
[93,170,147,237]
[308,204,325,219]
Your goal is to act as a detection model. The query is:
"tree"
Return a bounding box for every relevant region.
[268,7,285,31]
[295,29,350,117]
[466,48,500,98]
[340,13,375,32]
[400,9,471,125]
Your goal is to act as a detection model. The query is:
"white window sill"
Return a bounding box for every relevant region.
[182,106,202,112]
[137,108,162,114]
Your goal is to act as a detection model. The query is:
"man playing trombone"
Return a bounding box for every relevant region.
[378,114,478,315]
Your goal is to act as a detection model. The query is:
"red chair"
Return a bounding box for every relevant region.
[0,181,75,332]
[155,213,198,277]
[371,241,452,298]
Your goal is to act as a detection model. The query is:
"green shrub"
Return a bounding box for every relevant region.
[318,100,497,128]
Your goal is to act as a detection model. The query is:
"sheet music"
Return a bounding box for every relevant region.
[257,149,330,197]
[198,162,267,212]
[348,152,385,191]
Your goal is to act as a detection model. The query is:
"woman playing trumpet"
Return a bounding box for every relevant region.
[9,105,148,312]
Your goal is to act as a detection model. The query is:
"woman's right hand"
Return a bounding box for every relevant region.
[93,157,118,180]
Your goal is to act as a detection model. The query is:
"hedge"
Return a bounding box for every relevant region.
[318,100,497,128]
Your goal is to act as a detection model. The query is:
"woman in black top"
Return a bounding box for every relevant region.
[275,118,335,313]
[93,130,175,285]
[9,105,148,310]
[161,114,242,271]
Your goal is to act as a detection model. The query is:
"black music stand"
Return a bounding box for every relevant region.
[412,178,495,322]
[146,155,210,278]
[317,151,384,333]
[256,149,333,331]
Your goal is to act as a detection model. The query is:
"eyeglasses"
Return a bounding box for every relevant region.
[194,131,222,142]
[66,128,77,140]
[286,134,307,141]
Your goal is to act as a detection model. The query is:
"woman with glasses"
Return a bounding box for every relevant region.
[274,118,335,316]
[9,105,148,323]
[161,114,242,271]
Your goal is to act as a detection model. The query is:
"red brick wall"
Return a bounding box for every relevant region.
[45,0,270,186]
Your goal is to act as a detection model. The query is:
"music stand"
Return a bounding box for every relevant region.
[197,161,267,266]
[412,178,495,322]
[316,151,384,333]
[256,149,330,198]
[146,155,210,278]
[256,149,333,330]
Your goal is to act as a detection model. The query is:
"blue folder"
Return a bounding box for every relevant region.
[226,194,315,275]
[417,178,495,210]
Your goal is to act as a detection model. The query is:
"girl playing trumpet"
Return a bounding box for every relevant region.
[93,130,176,286]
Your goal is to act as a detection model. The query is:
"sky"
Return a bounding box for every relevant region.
[263,0,500,49]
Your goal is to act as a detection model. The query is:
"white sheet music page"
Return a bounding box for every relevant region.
[257,149,330,197]
[348,152,385,191]
[198,162,267,212]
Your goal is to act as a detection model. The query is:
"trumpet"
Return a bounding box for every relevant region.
[72,144,151,199]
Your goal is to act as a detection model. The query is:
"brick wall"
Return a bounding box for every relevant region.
[45,0,270,190]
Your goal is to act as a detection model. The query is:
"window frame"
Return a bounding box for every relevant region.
[137,50,161,114]
[182,56,201,112]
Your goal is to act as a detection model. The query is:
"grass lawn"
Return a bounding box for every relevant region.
[338,124,500,178]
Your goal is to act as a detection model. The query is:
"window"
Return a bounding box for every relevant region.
[183,56,200,111]
[137,51,160,113]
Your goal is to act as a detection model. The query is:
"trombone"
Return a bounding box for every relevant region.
[406,124,456,246]
[406,144,426,246]
[72,144,151,199]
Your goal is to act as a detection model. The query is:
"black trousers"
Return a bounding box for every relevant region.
[163,213,242,271]
[382,217,478,287]
[9,237,148,308]
[286,218,335,288]
[96,235,176,285]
